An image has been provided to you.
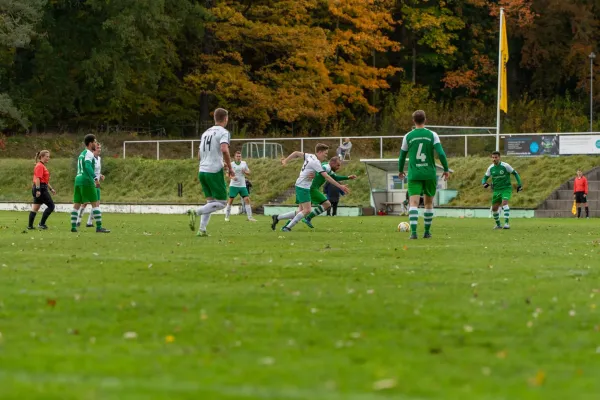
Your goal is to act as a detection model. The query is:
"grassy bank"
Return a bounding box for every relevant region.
[0,156,595,208]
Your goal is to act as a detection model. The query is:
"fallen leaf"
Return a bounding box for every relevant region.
[528,370,546,386]
[165,335,175,343]
[373,378,397,391]
[123,332,138,339]
[46,299,56,308]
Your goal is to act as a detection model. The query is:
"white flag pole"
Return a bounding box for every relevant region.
[495,8,504,152]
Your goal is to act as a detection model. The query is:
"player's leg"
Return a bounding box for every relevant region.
[38,190,55,229]
[501,189,512,228]
[575,192,582,218]
[29,185,42,229]
[225,191,235,221]
[71,185,83,232]
[88,189,100,226]
[304,189,329,227]
[584,197,589,218]
[283,188,311,231]
[77,203,86,227]
[331,201,338,216]
[407,180,424,239]
[87,186,108,233]
[491,197,502,229]
[422,179,437,238]
[197,171,227,236]
[242,194,256,222]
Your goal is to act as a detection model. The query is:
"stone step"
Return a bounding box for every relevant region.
[538,199,600,210]
[552,190,600,200]
[535,210,600,218]
[565,181,600,191]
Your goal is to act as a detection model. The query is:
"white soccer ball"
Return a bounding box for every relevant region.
[398,222,410,232]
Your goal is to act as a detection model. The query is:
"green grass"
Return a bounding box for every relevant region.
[0,155,596,208]
[1,211,599,399]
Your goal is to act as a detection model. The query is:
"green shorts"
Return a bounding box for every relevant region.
[73,185,99,204]
[199,170,227,201]
[295,186,311,204]
[310,188,327,205]
[96,188,101,201]
[407,179,437,197]
[492,189,512,204]
[229,186,249,199]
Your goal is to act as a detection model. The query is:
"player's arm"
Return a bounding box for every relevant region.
[481,169,491,189]
[331,173,357,181]
[433,133,450,180]
[322,171,350,194]
[584,176,588,196]
[281,151,303,166]
[512,170,523,191]
[221,143,234,178]
[398,136,408,178]
[244,163,251,176]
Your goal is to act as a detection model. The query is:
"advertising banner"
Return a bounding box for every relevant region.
[559,135,600,155]
[504,135,559,156]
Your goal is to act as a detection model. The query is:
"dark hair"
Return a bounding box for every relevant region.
[492,151,501,157]
[214,108,228,123]
[329,156,340,164]
[84,134,96,147]
[235,150,241,155]
[412,110,426,125]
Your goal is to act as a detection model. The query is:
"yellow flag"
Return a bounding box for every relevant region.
[572,200,577,215]
[500,12,509,113]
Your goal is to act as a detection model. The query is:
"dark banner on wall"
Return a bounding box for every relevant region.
[504,135,560,156]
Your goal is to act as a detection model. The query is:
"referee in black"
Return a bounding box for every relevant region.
[28,150,57,230]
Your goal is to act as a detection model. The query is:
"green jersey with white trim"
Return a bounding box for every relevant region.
[483,162,516,190]
[400,128,443,180]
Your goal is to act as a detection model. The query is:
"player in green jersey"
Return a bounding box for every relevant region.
[482,151,523,229]
[70,134,110,233]
[301,156,357,228]
[398,110,450,239]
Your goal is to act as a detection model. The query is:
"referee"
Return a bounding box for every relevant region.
[574,169,589,219]
[28,150,57,230]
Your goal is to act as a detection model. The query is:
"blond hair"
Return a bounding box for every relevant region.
[35,150,50,163]
[315,143,329,153]
[214,108,229,123]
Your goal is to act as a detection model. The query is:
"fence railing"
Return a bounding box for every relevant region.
[122,130,600,160]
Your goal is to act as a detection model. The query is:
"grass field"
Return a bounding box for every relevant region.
[1,211,599,399]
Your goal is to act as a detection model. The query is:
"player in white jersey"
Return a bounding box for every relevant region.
[77,143,104,227]
[187,108,235,236]
[272,143,350,232]
[224,150,256,222]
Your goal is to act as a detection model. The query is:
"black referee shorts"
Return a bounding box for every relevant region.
[32,184,53,206]
[575,191,587,204]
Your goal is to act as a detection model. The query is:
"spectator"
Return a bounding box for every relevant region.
[337,138,352,159]
[325,181,343,216]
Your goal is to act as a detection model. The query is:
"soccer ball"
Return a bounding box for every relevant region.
[398,222,410,232]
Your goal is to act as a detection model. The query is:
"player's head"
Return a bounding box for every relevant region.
[36,150,50,164]
[234,150,242,162]
[491,151,501,165]
[329,156,342,172]
[94,143,102,156]
[577,169,583,177]
[84,134,97,150]
[412,110,426,127]
[214,108,229,127]
[315,143,329,160]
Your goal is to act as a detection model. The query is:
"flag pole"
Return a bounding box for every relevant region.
[495,8,504,152]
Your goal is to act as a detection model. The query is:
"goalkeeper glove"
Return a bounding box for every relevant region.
[482,183,490,189]
[517,185,523,192]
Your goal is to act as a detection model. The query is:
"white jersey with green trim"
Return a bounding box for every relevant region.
[295,153,325,189]
[94,156,102,181]
[230,161,249,188]
[198,126,230,173]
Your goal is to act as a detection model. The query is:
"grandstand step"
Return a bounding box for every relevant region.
[565,180,600,191]
[552,190,600,200]
[535,210,600,218]
[538,199,600,210]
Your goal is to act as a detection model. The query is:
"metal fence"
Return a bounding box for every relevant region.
[122,129,600,160]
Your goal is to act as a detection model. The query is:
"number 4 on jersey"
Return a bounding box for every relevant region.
[416,143,427,162]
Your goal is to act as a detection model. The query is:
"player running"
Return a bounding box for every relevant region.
[482,151,523,229]
[224,151,256,222]
[301,156,357,228]
[398,110,449,240]
[188,108,235,237]
[271,144,350,232]
[77,143,104,228]
[70,134,110,233]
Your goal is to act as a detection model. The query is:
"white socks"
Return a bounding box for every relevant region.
[196,201,225,215]
[225,205,231,219]
[278,211,296,220]
[245,204,253,219]
[287,212,305,229]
